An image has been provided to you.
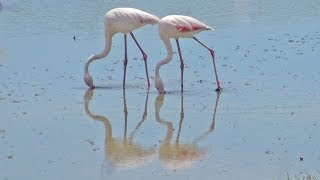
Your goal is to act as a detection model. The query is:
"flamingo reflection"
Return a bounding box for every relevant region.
[155,92,221,170]
[84,89,156,170]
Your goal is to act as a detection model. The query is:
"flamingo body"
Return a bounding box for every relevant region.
[84,8,159,89]
[159,15,212,39]
[105,8,159,35]
[155,15,221,94]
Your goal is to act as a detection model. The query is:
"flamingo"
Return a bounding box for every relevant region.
[84,8,160,89]
[155,15,222,94]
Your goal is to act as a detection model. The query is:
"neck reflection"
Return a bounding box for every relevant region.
[84,89,156,171]
[155,92,221,170]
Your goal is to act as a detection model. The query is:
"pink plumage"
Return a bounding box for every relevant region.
[159,15,212,39]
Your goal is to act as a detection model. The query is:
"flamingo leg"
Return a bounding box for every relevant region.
[123,89,128,140]
[130,32,150,88]
[175,38,184,92]
[193,37,222,91]
[123,34,128,89]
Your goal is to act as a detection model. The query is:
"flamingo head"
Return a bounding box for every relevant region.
[155,77,165,94]
[84,73,95,89]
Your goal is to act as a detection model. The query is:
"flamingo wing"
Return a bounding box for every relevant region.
[105,8,159,34]
[131,8,160,25]
[170,15,212,32]
[159,15,213,38]
[108,8,159,25]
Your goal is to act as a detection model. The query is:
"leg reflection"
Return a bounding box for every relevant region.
[195,91,221,142]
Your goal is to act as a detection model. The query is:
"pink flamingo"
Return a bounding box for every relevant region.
[84,8,159,89]
[155,15,222,94]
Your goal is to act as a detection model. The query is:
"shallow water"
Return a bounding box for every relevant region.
[1,0,320,179]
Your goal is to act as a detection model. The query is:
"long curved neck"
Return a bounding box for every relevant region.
[84,32,113,74]
[155,38,173,79]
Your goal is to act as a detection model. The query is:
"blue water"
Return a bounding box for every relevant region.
[1,0,320,180]
[1,0,320,39]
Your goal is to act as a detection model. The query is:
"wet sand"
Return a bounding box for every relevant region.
[1,0,320,179]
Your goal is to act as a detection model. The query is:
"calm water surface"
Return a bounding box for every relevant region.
[0,0,320,179]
